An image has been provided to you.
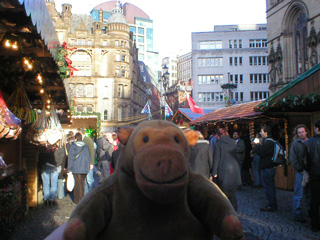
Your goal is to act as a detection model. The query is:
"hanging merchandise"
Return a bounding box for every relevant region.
[26,105,65,148]
[0,90,22,140]
[6,84,38,124]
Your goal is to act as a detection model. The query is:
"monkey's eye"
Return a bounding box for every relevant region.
[174,136,179,143]
[143,136,149,143]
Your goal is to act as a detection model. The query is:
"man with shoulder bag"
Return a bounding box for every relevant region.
[252,125,278,212]
[68,133,91,204]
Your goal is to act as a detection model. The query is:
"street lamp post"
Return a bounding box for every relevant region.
[160,65,169,120]
[227,72,231,107]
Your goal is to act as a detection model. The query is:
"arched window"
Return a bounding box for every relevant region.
[295,12,307,74]
[76,105,83,112]
[86,105,93,113]
[70,50,92,76]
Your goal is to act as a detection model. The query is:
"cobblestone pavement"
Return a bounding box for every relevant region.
[9,186,320,240]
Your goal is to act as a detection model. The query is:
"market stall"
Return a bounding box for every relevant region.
[171,108,214,129]
[0,1,70,236]
[190,100,293,190]
[254,63,320,190]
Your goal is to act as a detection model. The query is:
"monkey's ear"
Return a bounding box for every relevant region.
[118,127,134,145]
[183,129,198,147]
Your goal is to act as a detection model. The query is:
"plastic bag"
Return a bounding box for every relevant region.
[66,172,75,192]
[301,170,309,187]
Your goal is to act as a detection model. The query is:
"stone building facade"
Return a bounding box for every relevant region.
[267,0,320,93]
[46,0,147,130]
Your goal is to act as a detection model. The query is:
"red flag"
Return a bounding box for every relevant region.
[185,91,204,114]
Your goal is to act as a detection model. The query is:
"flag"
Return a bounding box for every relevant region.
[184,91,204,114]
[164,102,173,117]
[141,102,152,117]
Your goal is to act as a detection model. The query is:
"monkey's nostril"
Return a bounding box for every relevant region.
[174,136,179,143]
[143,136,149,143]
[157,161,161,167]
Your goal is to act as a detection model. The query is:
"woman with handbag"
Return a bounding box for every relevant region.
[68,133,91,204]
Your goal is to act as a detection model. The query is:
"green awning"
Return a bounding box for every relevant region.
[256,63,320,111]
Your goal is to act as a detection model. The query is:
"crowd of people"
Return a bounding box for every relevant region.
[188,121,320,233]
[38,120,320,233]
[38,128,121,205]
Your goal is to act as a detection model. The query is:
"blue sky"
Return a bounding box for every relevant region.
[54,0,267,58]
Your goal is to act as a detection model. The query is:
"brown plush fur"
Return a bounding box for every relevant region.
[62,120,244,240]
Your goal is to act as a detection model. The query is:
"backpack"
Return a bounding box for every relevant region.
[266,138,286,165]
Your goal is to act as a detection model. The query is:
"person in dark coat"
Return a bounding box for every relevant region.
[68,133,91,204]
[212,128,241,211]
[289,124,310,223]
[189,130,213,179]
[38,150,59,206]
[111,143,124,171]
[252,125,277,212]
[306,120,320,232]
[96,132,114,182]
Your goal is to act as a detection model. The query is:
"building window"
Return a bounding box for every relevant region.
[76,105,83,112]
[138,27,144,35]
[70,39,75,45]
[116,53,120,61]
[138,36,144,43]
[197,57,223,67]
[70,51,92,76]
[118,84,124,98]
[115,40,119,46]
[102,40,107,46]
[116,66,120,77]
[198,75,223,85]
[86,105,93,112]
[138,54,144,61]
[104,109,108,120]
[249,56,268,66]
[88,40,93,46]
[229,57,233,66]
[130,26,136,34]
[250,91,269,101]
[198,92,224,102]
[86,84,94,97]
[234,40,237,48]
[75,84,84,97]
[118,106,122,121]
[250,74,269,83]
[121,54,126,62]
[249,39,268,48]
[199,41,222,50]
[239,40,242,48]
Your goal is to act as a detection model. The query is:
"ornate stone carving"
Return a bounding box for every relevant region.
[308,26,318,67]
[268,43,276,83]
[275,42,283,82]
